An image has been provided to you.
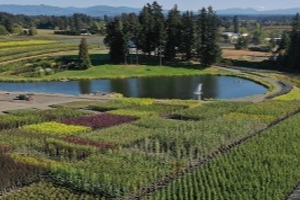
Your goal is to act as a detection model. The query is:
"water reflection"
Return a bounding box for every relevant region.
[79,80,91,94]
[0,75,267,100]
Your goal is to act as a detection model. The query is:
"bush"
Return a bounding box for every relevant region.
[0,25,8,35]
[248,46,271,52]
[44,68,54,75]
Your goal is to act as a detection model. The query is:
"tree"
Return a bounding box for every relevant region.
[78,38,91,69]
[235,36,249,49]
[3,18,13,33]
[29,27,37,36]
[152,1,166,65]
[164,4,182,62]
[138,3,155,55]
[233,15,239,33]
[73,13,84,32]
[252,30,262,45]
[197,6,222,66]
[179,11,196,60]
[291,13,300,32]
[286,13,300,71]
[12,24,23,35]
[122,13,141,64]
[104,18,127,64]
[278,31,290,51]
[0,25,8,35]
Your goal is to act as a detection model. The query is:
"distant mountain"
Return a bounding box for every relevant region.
[0,4,141,16]
[217,7,300,15]
[261,8,300,15]
[0,4,300,16]
[0,4,78,15]
[217,8,260,15]
[80,5,141,17]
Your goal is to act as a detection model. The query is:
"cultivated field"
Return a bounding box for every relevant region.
[0,97,300,199]
[1,29,300,200]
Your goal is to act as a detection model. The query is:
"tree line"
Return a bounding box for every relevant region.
[0,12,106,35]
[104,2,221,66]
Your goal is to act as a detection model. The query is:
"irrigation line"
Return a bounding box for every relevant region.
[122,108,300,200]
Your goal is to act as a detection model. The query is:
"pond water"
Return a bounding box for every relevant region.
[0,75,267,100]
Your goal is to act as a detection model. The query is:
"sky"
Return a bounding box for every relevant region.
[1,0,300,11]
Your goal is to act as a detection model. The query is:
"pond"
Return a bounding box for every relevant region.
[0,75,268,100]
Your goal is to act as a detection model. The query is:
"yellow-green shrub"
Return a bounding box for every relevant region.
[22,122,91,136]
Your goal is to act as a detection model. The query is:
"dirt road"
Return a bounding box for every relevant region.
[0,92,110,113]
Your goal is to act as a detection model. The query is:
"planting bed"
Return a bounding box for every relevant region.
[1,98,300,199]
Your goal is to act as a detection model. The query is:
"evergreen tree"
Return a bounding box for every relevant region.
[122,13,140,43]
[152,1,167,59]
[78,38,91,69]
[286,13,300,71]
[233,15,239,33]
[104,18,127,63]
[198,7,222,66]
[3,18,13,33]
[179,11,196,60]
[291,13,300,32]
[73,13,85,33]
[122,13,141,64]
[165,4,182,62]
[138,3,155,55]
[278,31,290,51]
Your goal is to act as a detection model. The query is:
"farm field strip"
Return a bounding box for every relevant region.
[0,108,91,131]
[125,101,300,200]
[143,111,300,200]
[0,145,47,197]
[1,99,300,199]
[0,45,78,64]
[0,40,56,49]
[0,43,77,59]
[1,182,100,200]
[83,100,300,199]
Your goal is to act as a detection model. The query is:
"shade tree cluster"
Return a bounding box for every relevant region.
[104,2,221,66]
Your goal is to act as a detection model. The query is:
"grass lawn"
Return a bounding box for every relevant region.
[0,60,227,82]
[47,64,224,80]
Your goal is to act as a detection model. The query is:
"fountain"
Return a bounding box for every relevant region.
[193,83,202,95]
[193,83,202,100]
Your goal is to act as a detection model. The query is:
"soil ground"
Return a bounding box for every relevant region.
[222,48,271,61]
[0,92,111,113]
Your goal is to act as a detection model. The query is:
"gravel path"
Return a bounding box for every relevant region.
[0,92,111,113]
[286,181,300,200]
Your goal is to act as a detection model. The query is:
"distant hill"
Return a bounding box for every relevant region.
[0,4,141,16]
[217,8,260,15]
[217,7,300,15]
[0,4,300,16]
